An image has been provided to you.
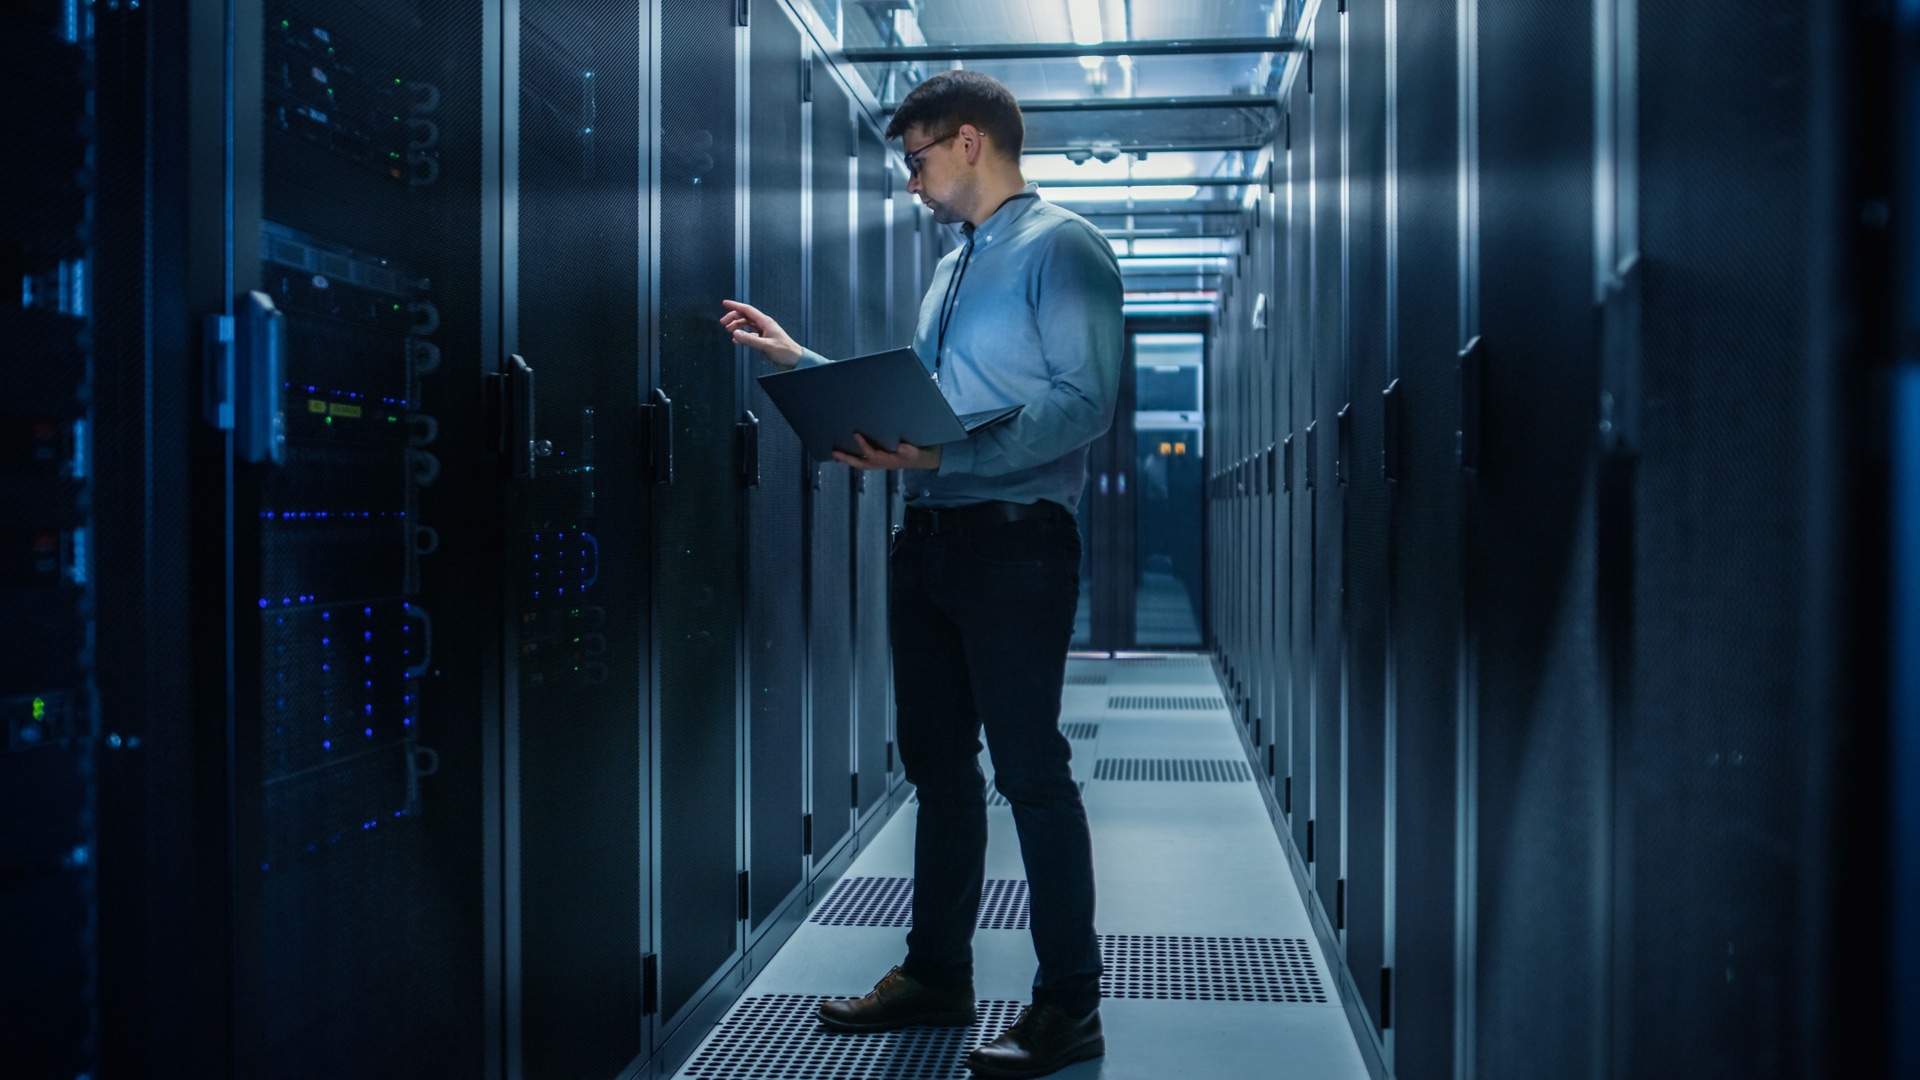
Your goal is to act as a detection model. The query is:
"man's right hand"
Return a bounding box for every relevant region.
[720,299,805,369]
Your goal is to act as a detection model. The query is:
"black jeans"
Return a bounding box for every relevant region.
[891,513,1102,1014]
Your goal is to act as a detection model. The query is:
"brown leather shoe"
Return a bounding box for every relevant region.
[965,1003,1105,1078]
[817,966,978,1033]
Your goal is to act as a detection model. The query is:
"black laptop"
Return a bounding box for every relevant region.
[755,346,1023,463]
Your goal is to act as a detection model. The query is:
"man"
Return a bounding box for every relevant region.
[718,69,1122,1080]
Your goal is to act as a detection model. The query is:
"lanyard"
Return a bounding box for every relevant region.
[931,191,1037,384]
[933,234,975,384]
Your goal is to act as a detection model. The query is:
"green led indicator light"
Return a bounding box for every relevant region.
[325,416,334,425]
[281,19,290,27]
[32,698,46,721]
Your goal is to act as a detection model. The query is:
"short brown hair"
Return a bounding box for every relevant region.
[885,70,1024,160]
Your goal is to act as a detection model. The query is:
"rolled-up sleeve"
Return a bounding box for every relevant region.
[938,224,1123,478]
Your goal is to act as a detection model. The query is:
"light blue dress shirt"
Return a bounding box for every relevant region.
[797,184,1124,513]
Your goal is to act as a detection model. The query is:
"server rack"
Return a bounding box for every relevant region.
[1205,1,1898,1077]
[1308,7,1349,940]
[743,0,811,941]
[851,121,892,821]
[2,2,101,1075]
[652,0,746,1037]
[176,1,503,1075]
[507,0,651,1074]
[1342,0,1392,1037]
[804,55,856,873]
[8,0,921,1074]
[1384,0,1466,1073]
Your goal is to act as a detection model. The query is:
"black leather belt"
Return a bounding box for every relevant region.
[901,499,1068,537]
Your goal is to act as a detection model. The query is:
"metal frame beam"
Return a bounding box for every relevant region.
[1114,252,1238,261]
[1079,208,1250,217]
[1035,176,1259,189]
[842,37,1297,62]
[1026,141,1271,155]
[1101,227,1245,238]
[884,94,1280,114]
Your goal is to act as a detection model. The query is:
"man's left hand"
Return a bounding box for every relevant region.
[834,433,942,471]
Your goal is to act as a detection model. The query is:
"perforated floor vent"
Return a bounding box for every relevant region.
[809,876,1031,930]
[1099,935,1327,1003]
[1064,673,1108,686]
[1115,655,1207,666]
[1093,758,1253,782]
[679,995,1027,1079]
[1059,722,1099,741]
[1107,695,1224,711]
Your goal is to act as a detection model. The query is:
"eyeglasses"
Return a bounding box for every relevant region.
[902,130,959,176]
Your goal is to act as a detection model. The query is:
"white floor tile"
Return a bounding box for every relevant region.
[671,656,1365,1080]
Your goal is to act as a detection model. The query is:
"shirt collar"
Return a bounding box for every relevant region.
[961,182,1043,241]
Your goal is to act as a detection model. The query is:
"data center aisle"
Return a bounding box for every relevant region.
[671,655,1369,1079]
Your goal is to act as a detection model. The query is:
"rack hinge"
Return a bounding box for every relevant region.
[803,813,814,855]
[641,953,659,1015]
[738,870,751,921]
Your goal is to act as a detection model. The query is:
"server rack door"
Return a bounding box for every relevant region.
[508,0,649,1073]
[1343,0,1393,1036]
[1269,149,1294,795]
[1311,10,1349,928]
[806,67,855,864]
[1287,70,1316,865]
[3,6,101,1076]
[236,0,494,1073]
[891,186,926,360]
[744,1,808,932]
[1254,204,1275,775]
[1626,2,1860,1074]
[851,122,891,817]
[1384,0,1463,1072]
[655,0,743,1028]
[1471,3,1607,1076]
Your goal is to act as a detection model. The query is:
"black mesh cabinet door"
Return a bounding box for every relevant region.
[655,0,744,1029]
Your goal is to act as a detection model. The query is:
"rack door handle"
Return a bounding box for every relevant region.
[647,388,675,486]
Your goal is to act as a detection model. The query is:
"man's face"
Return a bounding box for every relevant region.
[902,123,975,226]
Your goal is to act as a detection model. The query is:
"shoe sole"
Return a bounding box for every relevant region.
[964,1034,1106,1079]
[817,1009,979,1034]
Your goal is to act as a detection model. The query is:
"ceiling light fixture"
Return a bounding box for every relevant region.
[1067,0,1104,46]
[1067,0,1106,76]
